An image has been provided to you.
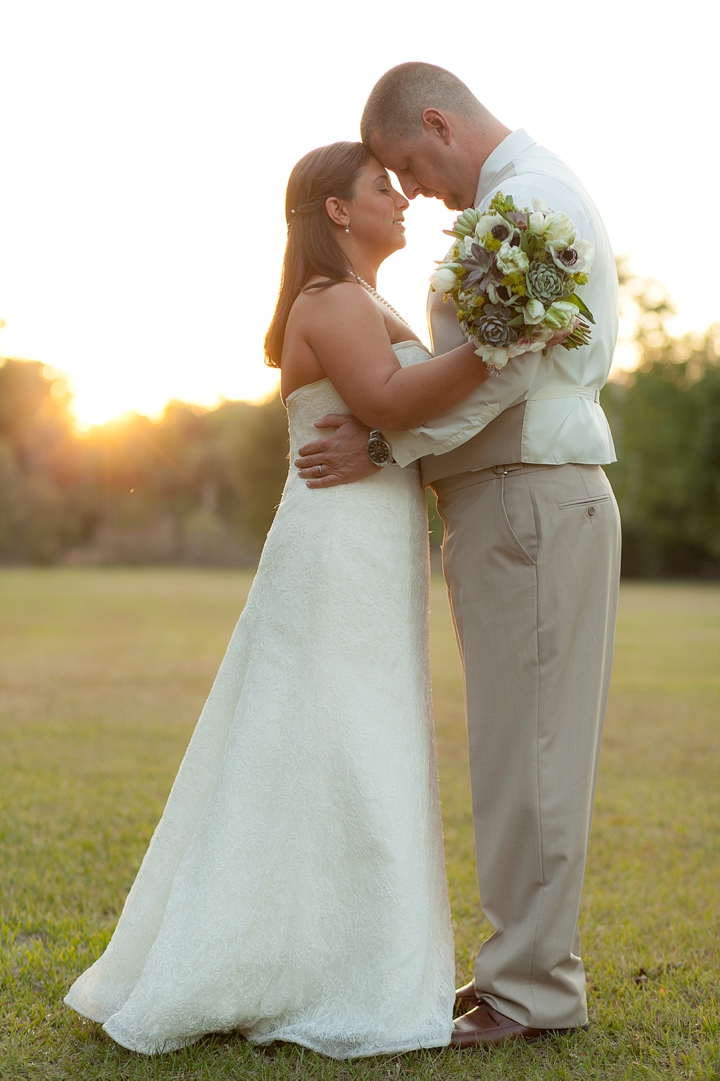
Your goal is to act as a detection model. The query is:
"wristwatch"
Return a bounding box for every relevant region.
[366,429,393,467]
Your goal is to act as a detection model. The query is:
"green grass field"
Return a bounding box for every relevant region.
[0,569,718,1080]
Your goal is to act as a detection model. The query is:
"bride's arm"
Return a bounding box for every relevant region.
[302,282,489,431]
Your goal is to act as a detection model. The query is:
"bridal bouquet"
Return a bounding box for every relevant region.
[430,191,595,374]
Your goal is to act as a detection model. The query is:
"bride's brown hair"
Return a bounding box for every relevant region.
[264,141,373,368]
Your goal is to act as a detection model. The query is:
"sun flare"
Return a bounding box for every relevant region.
[69,368,281,429]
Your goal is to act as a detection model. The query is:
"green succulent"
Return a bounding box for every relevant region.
[527,260,565,303]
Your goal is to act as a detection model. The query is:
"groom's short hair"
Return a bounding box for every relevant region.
[361,63,482,143]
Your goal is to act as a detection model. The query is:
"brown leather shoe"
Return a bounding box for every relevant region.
[454,978,479,1011]
[450,1000,588,1048]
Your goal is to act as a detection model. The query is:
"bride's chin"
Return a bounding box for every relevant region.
[373,235,406,263]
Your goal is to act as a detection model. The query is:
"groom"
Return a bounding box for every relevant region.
[296,62,621,1047]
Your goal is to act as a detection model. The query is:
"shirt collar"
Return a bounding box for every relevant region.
[474,128,537,207]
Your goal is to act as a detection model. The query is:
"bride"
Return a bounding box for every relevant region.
[65,141,490,1059]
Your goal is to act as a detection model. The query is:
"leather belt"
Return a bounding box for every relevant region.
[432,461,558,496]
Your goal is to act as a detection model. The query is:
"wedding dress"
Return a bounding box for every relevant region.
[64,341,455,1059]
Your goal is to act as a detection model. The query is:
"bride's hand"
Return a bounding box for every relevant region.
[296,414,378,488]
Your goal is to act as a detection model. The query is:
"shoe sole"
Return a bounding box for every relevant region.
[450,1023,590,1050]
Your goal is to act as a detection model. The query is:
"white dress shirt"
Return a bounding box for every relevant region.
[388,129,618,468]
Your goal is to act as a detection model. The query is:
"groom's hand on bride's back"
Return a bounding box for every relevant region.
[296,414,378,488]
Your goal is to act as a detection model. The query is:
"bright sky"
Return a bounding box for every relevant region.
[1,0,718,425]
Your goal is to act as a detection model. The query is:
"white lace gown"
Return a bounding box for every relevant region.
[64,341,455,1059]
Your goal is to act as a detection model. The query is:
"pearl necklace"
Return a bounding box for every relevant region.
[349,272,414,331]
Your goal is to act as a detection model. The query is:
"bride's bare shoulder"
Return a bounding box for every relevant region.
[294,277,374,314]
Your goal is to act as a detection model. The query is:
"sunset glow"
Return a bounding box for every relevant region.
[1,1,718,427]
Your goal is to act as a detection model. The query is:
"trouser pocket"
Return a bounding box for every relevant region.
[558,494,612,509]
[500,476,538,565]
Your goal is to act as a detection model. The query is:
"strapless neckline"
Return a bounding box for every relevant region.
[283,340,429,406]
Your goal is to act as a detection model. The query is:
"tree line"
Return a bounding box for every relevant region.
[0,361,289,566]
[1,266,718,576]
[601,263,720,577]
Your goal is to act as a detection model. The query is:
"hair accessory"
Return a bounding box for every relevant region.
[287,196,326,223]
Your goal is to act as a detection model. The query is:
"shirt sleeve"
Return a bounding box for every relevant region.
[386,347,552,466]
[387,172,594,467]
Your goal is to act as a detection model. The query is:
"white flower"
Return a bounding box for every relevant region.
[430,265,458,293]
[475,342,510,370]
[544,300,576,330]
[528,211,546,236]
[524,298,546,324]
[550,238,595,275]
[542,212,576,250]
[532,197,551,214]
[474,213,514,245]
[508,327,554,357]
[487,280,514,306]
[496,241,529,276]
[489,346,510,369]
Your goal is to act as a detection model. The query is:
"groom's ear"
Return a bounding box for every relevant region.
[421,108,453,145]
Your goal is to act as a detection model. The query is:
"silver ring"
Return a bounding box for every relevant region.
[317,464,323,476]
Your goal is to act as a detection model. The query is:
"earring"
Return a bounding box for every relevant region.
[345,221,350,234]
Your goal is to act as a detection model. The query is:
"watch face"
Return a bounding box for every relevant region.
[367,438,391,465]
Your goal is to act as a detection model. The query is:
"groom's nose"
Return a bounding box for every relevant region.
[397,173,421,200]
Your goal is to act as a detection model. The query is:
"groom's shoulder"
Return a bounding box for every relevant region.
[513,140,582,182]
[497,145,599,237]
[510,144,586,196]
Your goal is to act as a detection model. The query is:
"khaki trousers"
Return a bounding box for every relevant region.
[434,462,621,1029]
